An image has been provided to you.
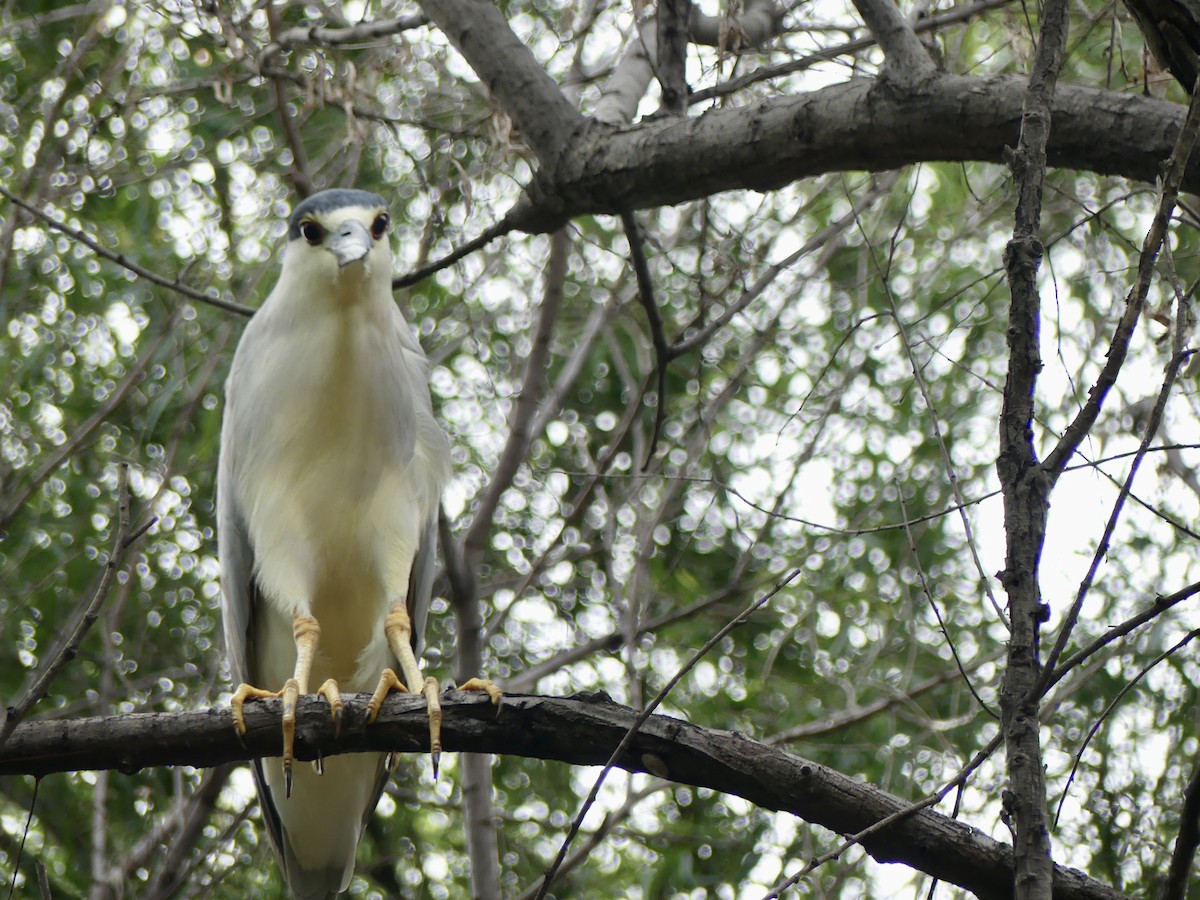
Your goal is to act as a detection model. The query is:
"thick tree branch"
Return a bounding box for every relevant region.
[418,0,583,165]
[0,693,1127,900]
[511,74,1200,234]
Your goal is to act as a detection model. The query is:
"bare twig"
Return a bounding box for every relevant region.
[897,478,999,719]
[1044,579,1200,693]
[264,13,427,54]
[1043,84,1200,481]
[392,217,517,289]
[0,465,153,745]
[690,0,1014,104]
[853,188,1008,628]
[0,184,252,317]
[1054,629,1200,828]
[532,569,801,900]
[463,229,570,563]
[0,317,174,534]
[1036,83,1200,690]
[621,211,670,469]
[265,5,316,198]
[1163,741,1200,900]
[764,734,1002,899]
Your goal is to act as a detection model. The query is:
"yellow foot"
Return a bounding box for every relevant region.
[367,667,442,776]
[457,677,503,707]
[317,678,344,735]
[231,676,343,797]
[230,679,297,795]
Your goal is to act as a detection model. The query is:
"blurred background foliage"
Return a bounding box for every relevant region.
[1,0,1199,897]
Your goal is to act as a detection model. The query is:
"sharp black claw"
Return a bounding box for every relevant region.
[385,751,396,772]
[432,752,440,781]
[285,765,293,798]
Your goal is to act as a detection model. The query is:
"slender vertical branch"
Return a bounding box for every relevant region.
[996,1,1069,897]
[656,0,690,116]
[1163,753,1200,900]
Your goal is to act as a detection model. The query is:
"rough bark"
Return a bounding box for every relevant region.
[505,74,1198,234]
[1,693,1128,900]
[998,1,1070,897]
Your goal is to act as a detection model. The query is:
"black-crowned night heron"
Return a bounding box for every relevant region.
[218,188,499,898]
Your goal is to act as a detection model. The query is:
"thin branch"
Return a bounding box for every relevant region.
[1163,741,1200,900]
[668,174,898,359]
[533,568,801,900]
[766,650,1005,744]
[1042,80,1200,480]
[897,479,999,719]
[392,216,518,289]
[265,5,316,198]
[0,184,253,317]
[0,465,153,745]
[0,317,174,534]
[463,229,570,563]
[692,0,1013,104]
[1037,84,1200,685]
[264,13,428,54]
[621,211,670,469]
[765,734,1002,899]
[1045,579,1200,693]
[853,190,1008,628]
[1054,629,1200,828]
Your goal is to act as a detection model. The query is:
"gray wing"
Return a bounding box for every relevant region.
[217,424,256,690]
[406,516,438,657]
[217,370,296,885]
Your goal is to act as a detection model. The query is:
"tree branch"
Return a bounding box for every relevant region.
[0,184,253,316]
[513,74,1200,234]
[0,693,1128,900]
[997,0,1070,896]
[850,0,937,85]
[462,228,570,564]
[0,465,154,745]
[418,0,583,165]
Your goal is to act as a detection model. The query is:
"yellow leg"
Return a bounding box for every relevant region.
[365,604,504,776]
[229,613,339,797]
[367,603,442,773]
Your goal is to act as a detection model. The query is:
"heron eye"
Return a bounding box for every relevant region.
[299,221,323,245]
[371,213,390,239]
